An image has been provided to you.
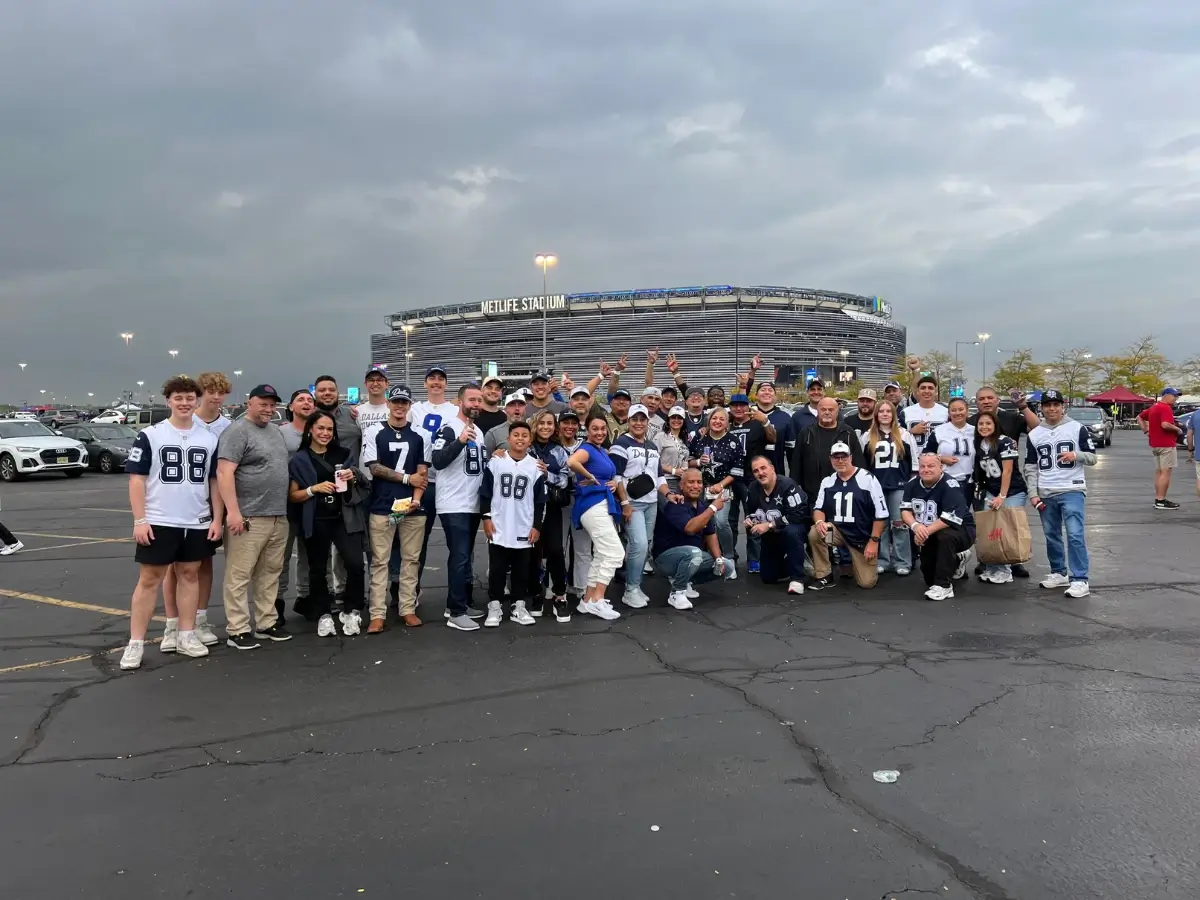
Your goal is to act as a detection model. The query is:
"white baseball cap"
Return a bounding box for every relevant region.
[570,386,591,398]
[667,405,686,418]
[830,441,852,455]
[504,393,527,406]
[628,404,650,418]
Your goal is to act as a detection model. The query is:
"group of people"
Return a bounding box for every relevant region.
[114,351,1107,671]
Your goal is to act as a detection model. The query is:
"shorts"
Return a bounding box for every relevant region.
[1152,446,1177,470]
[134,526,217,567]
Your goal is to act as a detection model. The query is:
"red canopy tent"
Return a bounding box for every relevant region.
[1085,386,1153,404]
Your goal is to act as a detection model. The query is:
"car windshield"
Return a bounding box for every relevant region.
[1072,409,1104,422]
[90,425,136,440]
[0,421,57,439]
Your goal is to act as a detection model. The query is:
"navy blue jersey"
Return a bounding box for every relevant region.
[745,475,809,531]
[727,418,769,479]
[363,422,428,516]
[974,435,1027,498]
[682,412,707,441]
[689,431,746,485]
[861,428,919,491]
[761,407,795,475]
[901,474,975,542]
[814,468,889,550]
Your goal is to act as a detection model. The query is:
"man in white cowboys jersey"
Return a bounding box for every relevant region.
[480,420,547,627]
[901,453,975,601]
[1023,389,1097,598]
[428,383,487,631]
[410,364,460,586]
[120,376,224,671]
[903,372,949,445]
[160,370,231,651]
[807,441,889,591]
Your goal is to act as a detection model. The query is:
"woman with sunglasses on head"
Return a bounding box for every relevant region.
[972,411,1028,584]
[528,410,572,622]
[287,411,369,637]
[862,399,920,576]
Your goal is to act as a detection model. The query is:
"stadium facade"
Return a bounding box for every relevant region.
[370,285,906,393]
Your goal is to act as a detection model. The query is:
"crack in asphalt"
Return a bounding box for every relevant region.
[890,686,1023,751]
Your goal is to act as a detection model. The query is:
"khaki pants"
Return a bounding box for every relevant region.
[807,524,878,588]
[223,515,289,635]
[368,513,423,619]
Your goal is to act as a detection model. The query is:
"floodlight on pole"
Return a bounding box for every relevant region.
[534,253,558,369]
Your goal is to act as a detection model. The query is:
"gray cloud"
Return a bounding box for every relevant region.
[2,0,1197,405]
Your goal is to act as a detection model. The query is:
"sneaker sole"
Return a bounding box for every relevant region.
[119,661,141,670]
[446,621,480,631]
[510,618,535,626]
[176,647,209,659]
[254,633,293,642]
[226,639,260,650]
[160,644,177,654]
[555,615,572,623]
[484,621,502,628]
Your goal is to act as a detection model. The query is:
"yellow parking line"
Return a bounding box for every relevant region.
[15,531,132,543]
[0,588,164,622]
[0,637,163,675]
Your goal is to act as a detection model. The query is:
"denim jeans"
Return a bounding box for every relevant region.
[623,499,658,589]
[1039,491,1088,580]
[981,492,1028,578]
[655,545,723,590]
[440,512,480,615]
[878,489,912,572]
[726,480,760,564]
[710,489,734,557]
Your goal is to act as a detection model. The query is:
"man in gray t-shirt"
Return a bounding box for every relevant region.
[216,385,293,645]
[526,371,567,417]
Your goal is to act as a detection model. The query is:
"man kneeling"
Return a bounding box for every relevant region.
[653,469,731,610]
[900,453,975,601]
[807,442,888,590]
[743,455,810,596]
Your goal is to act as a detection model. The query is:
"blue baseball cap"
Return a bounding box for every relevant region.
[1162,387,1181,397]
[729,393,750,405]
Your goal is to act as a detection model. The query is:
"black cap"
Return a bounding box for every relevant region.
[364,366,388,380]
[289,388,312,404]
[807,377,825,389]
[530,370,551,383]
[249,384,282,402]
[757,380,776,390]
[1041,389,1065,404]
[559,409,580,422]
[426,365,447,378]
[386,385,413,403]
[612,388,632,400]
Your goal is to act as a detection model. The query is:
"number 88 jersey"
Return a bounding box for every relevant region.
[125,420,218,528]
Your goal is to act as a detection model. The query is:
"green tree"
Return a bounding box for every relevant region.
[832,378,866,401]
[1171,355,1200,394]
[1097,335,1172,397]
[991,349,1043,392]
[1048,347,1099,401]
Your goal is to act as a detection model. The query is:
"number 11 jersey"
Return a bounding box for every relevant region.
[814,468,889,550]
[125,419,218,529]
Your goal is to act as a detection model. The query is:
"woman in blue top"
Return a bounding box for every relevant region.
[528,411,571,621]
[863,400,920,576]
[567,415,631,621]
[973,411,1029,585]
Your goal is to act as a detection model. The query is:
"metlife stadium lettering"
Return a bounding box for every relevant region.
[480,295,567,315]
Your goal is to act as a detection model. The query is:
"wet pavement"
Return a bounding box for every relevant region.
[1,435,1198,899]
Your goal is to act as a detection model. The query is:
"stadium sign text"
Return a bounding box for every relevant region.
[481,294,567,315]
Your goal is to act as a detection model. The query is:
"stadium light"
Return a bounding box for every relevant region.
[168,349,179,361]
[534,254,558,369]
[977,333,990,383]
[402,324,415,383]
[120,332,134,346]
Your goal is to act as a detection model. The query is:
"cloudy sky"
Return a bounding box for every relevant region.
[2,0,1197,404]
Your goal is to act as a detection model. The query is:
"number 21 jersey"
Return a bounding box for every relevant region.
[125,419,218,528]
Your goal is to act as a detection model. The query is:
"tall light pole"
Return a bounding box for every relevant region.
[534,253,557,370]
[977,333,991,384]
[136,380,145,405]
[120,332,134,346]
[233,370,243,399]
[402,324,415,384]
[169,349,179,364]
[18,362,27,407]
[838,349,850,383]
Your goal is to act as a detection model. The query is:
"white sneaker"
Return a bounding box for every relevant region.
[667,590,693,610]
[953,551,971,580]
[621,587,649,609]
[0,541,24,555]
[339,610,362,636]
[176,631,210,659]
[924,584,954,601]
[643,560,655,575]
[1064,580,1090,598]
[484,600,503,627]
[194,619,218,646]
[895,567,911,576]
[712,557,727,579]
[876,564,887,574]
[510,601,536,626]
[581,599,621,620]
[727,564,737,581]
[684,583,700,599]
[120,640,144,670]
[1040,572,1071,589]
[160,623,178,653]
[317,614,337,637]
[989,569,1014,584]
[787,580,805,596]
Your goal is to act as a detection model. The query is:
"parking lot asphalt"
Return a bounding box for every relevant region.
[1,435,1198,900]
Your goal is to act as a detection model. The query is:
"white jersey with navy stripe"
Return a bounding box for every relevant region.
[428,418,485,514]
[1024,418,1095,495]
[927,421,976,482]
[480,454,546,548]
[125,419,218,529]
[410,400,459,483]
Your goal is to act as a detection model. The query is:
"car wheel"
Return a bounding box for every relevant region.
[98,452,115,474]
[64,469,83,479]
[0,454,18,482]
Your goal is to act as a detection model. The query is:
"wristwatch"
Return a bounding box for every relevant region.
[868,535,880,543]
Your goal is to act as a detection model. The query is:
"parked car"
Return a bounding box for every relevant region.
[1176,405,1197,447]
[59,423,137,474]
[0,419,89,482]
[91,408,128,424]
[1072,406,1113,447]
[233,406,286,424]
[128,407,172,432]
[38,408,83,428]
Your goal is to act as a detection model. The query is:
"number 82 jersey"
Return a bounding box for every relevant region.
[125,420,218,528]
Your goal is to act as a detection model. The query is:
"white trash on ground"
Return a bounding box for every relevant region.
[872,770,900,783]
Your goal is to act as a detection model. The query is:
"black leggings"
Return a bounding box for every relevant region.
[0,519,15,546]
[529,504,567,597]
[303,518,365,616]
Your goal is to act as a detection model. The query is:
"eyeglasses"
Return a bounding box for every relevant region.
[831,453,851,459]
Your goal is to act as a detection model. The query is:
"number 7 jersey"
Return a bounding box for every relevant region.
[125,419,218,528]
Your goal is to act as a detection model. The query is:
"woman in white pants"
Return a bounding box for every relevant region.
[567,416,631,620]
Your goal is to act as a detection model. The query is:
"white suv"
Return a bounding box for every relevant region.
[0,420,89,482]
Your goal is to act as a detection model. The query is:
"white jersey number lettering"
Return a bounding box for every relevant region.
[832,491,855,524]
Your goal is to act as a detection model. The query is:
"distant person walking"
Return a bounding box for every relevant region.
[1138,387,1183,510]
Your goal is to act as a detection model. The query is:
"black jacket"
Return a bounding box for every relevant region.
[791,422,867,502]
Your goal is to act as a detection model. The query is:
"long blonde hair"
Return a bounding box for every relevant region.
[867,400,906,460]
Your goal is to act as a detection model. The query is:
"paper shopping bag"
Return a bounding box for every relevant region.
[974,507,1033,565]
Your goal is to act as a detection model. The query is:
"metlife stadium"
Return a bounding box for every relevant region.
[370,285,906,392]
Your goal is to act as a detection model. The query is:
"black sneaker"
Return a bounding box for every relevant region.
[528,597,545,618]
[254,623,293,642]
[1011,564,1031,579]
[1155,499,1180,510]
[974,562,986,577]
[805,576,836,591]
[293,595,315,621]
[552,598,571,622]
[227,633,260,651]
